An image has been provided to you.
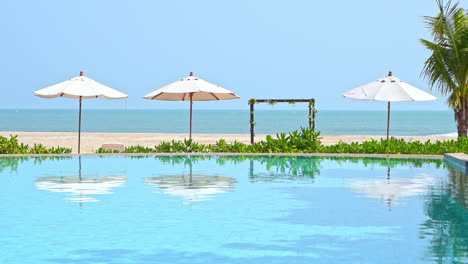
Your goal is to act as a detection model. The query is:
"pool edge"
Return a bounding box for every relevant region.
[0,152,444,160]
[444,153,468,174]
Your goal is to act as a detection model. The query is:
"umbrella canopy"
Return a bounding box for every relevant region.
[33,73,128,99]
[34,71,128,153]
[343,72,437,102]
[343,71,437,139]
[143,72,239,139]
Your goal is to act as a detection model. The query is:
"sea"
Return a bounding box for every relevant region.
[0,109,457,136]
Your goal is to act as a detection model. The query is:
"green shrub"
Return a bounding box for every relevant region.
[124,145,154,153]
[92,129,468,155]
[96,148,120,153]
[322,137,468,155]
[0,135,71,154]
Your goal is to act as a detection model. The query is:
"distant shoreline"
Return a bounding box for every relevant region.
[0,109,456,136]
[0,131,457,154]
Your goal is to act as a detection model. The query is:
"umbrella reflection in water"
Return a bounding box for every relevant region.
[146,160,237,204]
[349,167,436,210]
[35,157,127,203]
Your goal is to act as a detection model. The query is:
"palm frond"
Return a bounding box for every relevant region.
[421,0,468,111]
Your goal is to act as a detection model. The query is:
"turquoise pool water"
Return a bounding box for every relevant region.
[0,155,467,263]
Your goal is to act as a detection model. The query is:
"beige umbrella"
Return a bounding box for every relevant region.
[143,72,239,139]
[34,71,128,153]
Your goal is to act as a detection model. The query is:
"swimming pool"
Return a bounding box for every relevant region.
[0,155,466,263]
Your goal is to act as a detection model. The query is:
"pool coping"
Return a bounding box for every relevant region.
[444,153,468,174]
[0,152,445,159]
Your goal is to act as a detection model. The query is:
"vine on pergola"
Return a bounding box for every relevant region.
[248,98,316,144]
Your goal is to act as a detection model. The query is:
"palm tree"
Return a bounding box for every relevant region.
[421,0,468,139]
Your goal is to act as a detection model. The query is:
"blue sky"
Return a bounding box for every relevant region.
[0,0,458,110]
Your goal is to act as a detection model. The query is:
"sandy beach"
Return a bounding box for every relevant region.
[0,131,456,154]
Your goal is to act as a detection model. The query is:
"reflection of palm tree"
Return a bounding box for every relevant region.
[445,169,468,209]
[146,157,237,204]
[420,0,468,139]
[420,169,468,263]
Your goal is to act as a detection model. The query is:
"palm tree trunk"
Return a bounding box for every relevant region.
[456,99,468,139]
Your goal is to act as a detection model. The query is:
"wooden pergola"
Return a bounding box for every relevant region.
[248,98,316,144]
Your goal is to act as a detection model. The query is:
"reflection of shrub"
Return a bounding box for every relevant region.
[0,135,71,154]
[0,158,22,173]
[145,155,442,183]
[0,156,72,173]
[251,156,321,181]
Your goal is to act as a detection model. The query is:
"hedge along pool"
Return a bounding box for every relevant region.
[0,155,466,264]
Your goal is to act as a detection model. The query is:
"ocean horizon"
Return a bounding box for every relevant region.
[0,109,457,136]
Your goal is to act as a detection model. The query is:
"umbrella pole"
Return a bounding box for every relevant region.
[189,93,193,140]
[189,161,193,185]
[386,102,391,140]
[78,97,82,154]
[79,155,82,180]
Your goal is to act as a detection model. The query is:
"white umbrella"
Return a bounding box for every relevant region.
[143,72,239,139]
[34,71,128,153]
[343,71,437,139]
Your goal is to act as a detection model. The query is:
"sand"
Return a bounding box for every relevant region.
[0,131,457,154]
